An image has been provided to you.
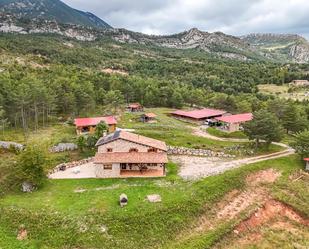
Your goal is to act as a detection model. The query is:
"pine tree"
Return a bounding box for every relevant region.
[244,110,284,147]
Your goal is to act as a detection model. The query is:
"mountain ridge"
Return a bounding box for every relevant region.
[0,0,112,29]
[1,0,309,63]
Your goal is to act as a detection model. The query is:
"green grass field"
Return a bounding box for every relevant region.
[0,155,308,249]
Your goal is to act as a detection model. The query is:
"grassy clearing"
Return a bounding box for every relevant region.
[0,124,76,145]
[206,127,247,139]
[258,84,309,101]
[119,108,244,150]
[0,155,307,249]
[258,84,289,94]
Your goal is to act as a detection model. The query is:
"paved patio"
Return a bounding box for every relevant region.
[49,162,96,179]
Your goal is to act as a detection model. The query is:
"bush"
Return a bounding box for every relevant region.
[13,145,48,191]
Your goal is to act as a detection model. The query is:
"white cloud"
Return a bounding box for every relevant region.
[63,0,309,38]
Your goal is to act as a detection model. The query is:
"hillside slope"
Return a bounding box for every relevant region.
[242,33,309,63]
[0,14,265,62]
[0,0,112,29]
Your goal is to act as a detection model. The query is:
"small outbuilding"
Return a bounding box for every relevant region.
[127,103,143,112]
[305,158,309,171]
[141,113,157,123]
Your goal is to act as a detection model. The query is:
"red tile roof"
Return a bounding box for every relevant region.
[215,113,253,124]
[171,108,227,119]
[94,152,168,164]
[144,113,157,118]
[74,116,117,127]
[96,130,167,151]
[128,103,142,109]
[304,158,309,161]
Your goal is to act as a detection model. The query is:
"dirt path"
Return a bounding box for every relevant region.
[170,148,294,180]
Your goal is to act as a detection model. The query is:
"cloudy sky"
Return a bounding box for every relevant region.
[63,0,309,38]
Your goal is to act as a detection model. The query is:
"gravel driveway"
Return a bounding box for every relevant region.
[170,149,294,180]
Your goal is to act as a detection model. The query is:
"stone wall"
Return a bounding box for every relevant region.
[95,163,121,178]
[48,157,93,175]
[167,146,235,158]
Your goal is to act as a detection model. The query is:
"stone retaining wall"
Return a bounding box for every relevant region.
[48,157,94,175]
[167,146,235,158]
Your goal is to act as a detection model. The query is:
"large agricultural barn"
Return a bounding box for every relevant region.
[171,108,227,124]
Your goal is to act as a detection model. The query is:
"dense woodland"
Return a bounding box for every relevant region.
[0,33,309,133]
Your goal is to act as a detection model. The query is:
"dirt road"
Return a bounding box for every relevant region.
[171,126,294,180]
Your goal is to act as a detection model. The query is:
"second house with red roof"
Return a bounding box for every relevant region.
[74,116,117,135]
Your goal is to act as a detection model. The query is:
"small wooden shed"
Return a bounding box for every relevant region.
[141,113,157,123]
[127,103,143,112]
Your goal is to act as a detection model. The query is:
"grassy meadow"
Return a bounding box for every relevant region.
[258,84,309,101]
[0,155,308,249]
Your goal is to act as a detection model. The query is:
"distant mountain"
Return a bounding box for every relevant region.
[110,28,264,61]
[242,33,309,63]
[1,4,309,64]
[0,0,112,29]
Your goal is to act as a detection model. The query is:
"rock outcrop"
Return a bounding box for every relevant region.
[0,141,24,151]
[49,143,78,153]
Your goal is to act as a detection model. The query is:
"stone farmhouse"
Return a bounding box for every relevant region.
[94,131,168,178]
[74,116,117,134]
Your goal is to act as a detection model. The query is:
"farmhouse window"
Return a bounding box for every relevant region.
[148,148,158,152]
[107,148,113,152]
[103,164,113,170]
[129,148,138,153]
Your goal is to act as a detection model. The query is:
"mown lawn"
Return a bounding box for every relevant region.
[0,155,307,249]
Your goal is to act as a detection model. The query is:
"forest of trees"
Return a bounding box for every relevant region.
[0,33,308,134]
